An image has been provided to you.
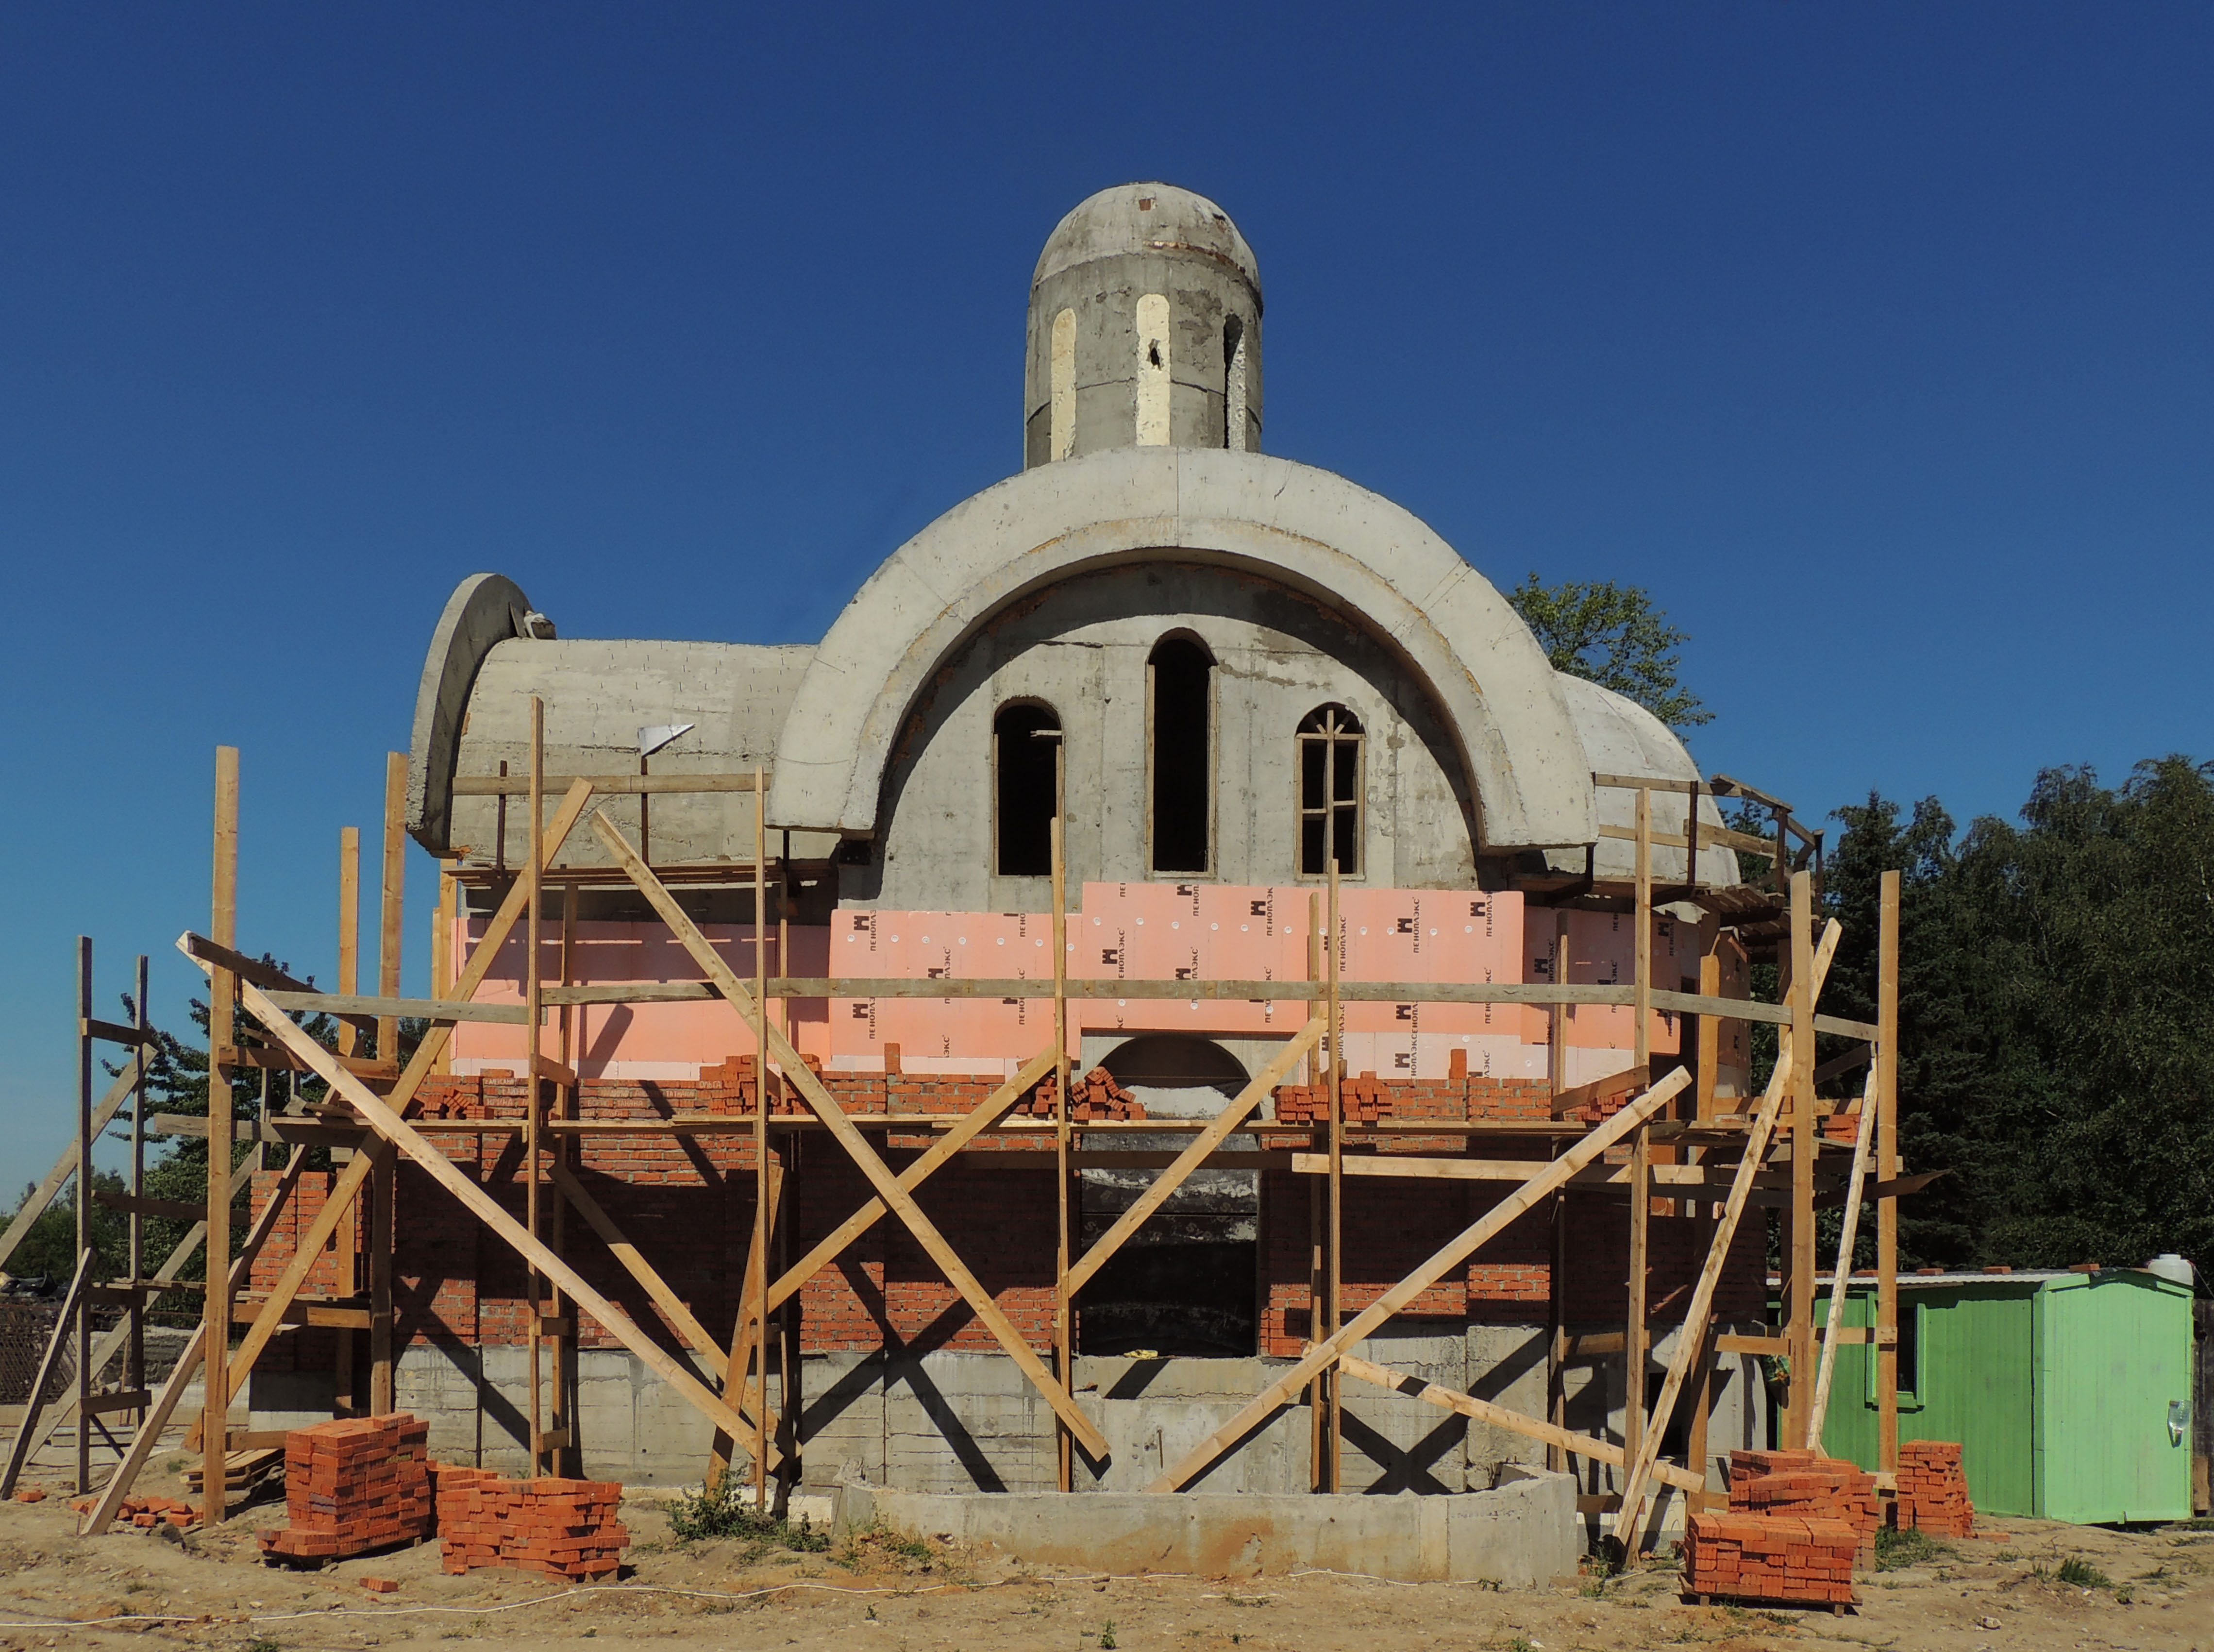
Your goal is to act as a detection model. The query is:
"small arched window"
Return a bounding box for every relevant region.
[1297,705,1363,877]
[994,702,1061,877]
[1148,637,1213,874]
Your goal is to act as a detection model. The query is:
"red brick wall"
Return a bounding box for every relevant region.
[243,1069,1764,1367]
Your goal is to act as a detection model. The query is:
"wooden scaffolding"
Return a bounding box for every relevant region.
[7,718,1917,1553]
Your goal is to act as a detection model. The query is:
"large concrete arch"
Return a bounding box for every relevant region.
[767,446,1596,850]
[406,573,537,849]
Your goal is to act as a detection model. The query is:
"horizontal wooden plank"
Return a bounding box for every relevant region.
[453,773,759,795]
[180,933,319,995]
[150,1114,364,1146]
[1716,1333,1786,1356]
[531,1053,579,1088]
[216,1045,400,1079]
[263,990,530,1026]
[1597,821,1778,858]
[81,1017,158,1048]
[548,976,1642,1007]
[1592,771,1716,796]
[81,1389,152,1415]
[230,1299,374,1330]
[93,1189,207,1222]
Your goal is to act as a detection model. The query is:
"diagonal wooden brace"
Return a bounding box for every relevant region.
[551,1162,787,1474]
[193,779,597,1402]
[767,1045,1060,1315]
[591,809,1111,1463]
[1610,919,1840,1545]
[1150,1066,1691,1492]
[224,969,753,1445]
[1065,1020,1322,1297]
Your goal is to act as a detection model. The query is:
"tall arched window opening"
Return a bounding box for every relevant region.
[1297,705,1363,876]
[1148,638,1213,874]
[994,702,1061,877]
[1222,315,1248,452]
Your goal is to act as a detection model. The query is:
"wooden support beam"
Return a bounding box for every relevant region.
[589,808,1110,1463]
[1876,869,1902,1476]
[0,1050,150,1273]
[224,970,755,1447]
[1151,1067,1690,1492]
[705,1155,785,1485]
[1550,1064,1650,1120]
[749,761,769,1508]
[260,991,530,1025]
[547,1165,729,1381]
[1625,790,1653,1499]
[1609,910,1841,1547]
[0,1249,92,1498]
[1787,872,1817,1449]
[1064,1020,1324,1298]
[78,1144,308,1531]
[764,1046,1060,1313]
[453,772,764,795]
[197,777,598,1414]
[1337,1351,1703,1493]
[204,745,239,1525]
[1051,812,1073,1494]
[1809,1069,1881,1446]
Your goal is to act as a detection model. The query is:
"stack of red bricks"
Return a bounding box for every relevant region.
[257,1414,432,1563]
[434,1467,628,1580]
[1019,1067,1146,1121]
[1272,1072,1395,1124]
[1728,1449,1881,1563]
[698,1054,821,1116]
[1684,1510,1859,1607]
[1897,1440,1975,1536]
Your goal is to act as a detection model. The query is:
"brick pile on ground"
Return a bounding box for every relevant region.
[1020,1067,1146,1121]
[1272,1072,1395,1124]
[434,1467,627,1580]
[1728,1449,1881,1563]
[256,1414,432,1563]
[1897,1440,1975,1536]
[71,1493,198,1531]
[1684,1510,1859,1607]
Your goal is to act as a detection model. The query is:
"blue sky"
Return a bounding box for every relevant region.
[2,4,2208,1196]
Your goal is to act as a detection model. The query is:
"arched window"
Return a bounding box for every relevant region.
[994,702,1061,877]
[1148,637,1213,874]
[1222,315,1248,452]
[1297,705,1363,877]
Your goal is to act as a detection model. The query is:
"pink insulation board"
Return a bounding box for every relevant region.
[449,883,1682,1083]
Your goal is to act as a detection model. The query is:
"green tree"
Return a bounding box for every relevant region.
[1507,573,1712,731]
[1821,758,2214,1271]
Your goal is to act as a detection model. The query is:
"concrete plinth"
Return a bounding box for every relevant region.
[834,1468,1577,1587]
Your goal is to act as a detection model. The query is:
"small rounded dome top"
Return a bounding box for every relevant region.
[1033,183,1260,295]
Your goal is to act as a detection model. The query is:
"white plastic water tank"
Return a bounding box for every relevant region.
[2147,1252,2194,1287]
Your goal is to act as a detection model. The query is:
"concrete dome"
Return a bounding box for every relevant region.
[1033,182,1261,296]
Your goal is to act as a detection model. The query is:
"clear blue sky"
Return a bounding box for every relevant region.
[2,5,2207,1197]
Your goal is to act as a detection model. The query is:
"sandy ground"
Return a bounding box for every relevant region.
[2,1467,2211,1652]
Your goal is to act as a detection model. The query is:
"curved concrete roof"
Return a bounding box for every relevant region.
[765,445,1597,850]
[1034,182,1260,294]
[1557,674,1740,887]
[406,573,537,847]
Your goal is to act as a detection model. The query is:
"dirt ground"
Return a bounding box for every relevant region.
[3,1467,2211,1652]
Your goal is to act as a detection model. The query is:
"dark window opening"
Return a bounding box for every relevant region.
[1150,639,1212,874]
[1075,1036,1256,1357]
[1297,704,1363,876]
[1895,1298,1920,1396]
[994,702,1060,876]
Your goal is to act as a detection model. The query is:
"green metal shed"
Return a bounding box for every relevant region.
[1812,1267,2194,1524]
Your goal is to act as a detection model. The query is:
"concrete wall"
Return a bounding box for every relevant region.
[319,1322,1765,1547]
[836,1471,1579,1587]
[852,561,1479,910]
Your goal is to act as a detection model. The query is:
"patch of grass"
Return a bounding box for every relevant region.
[1994,1549,2020,1562]
[245,1639,284,1652]
[664,1476,829,1554]
[2057,1556,2113,1589]
[1874,1524,1952,1571]
[1099,1622,1118,1650]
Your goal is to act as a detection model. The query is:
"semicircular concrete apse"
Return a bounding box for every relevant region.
[766,445,1596,851]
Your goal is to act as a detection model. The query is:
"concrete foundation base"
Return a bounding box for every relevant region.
[832,1468,1579,1587]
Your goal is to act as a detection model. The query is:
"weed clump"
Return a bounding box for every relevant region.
[1875,1525,1952,1571]
[666,1476,830,1558]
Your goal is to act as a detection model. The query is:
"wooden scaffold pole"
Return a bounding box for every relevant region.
[752,763,769,1507]
[1623,787,1652,1532]
[525,699,548,1473]
[1876,869,1902,1477]
[1052,813,1073,1492]
[202,744,239,1525]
